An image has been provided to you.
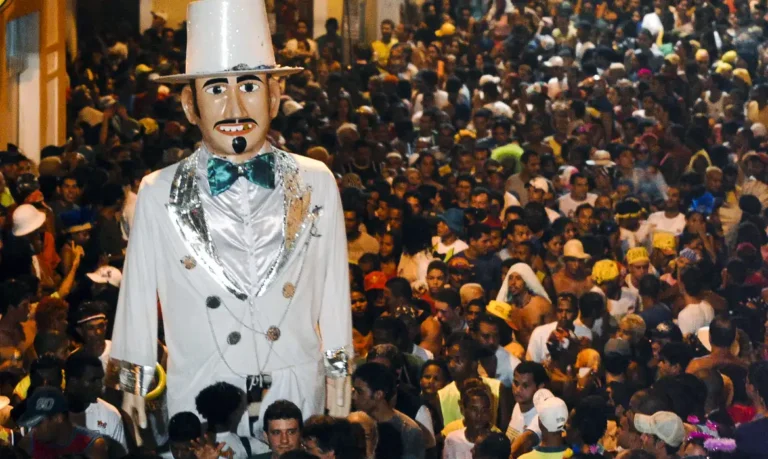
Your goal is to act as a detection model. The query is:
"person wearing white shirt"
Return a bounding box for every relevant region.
[73,303,112,373]
[645,186,686,243]
[472,314,521,387]
[505,363,548,443]
[557,173,597,217]
[526,318,593,363]
[443,385,496,459]
[432,208,469,261]
[677,265,714,336]
[65,354,128,455]
[526,292,592,363]
[527,177,561,223]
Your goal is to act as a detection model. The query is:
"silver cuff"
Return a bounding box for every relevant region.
[105,358,156,396]
[324,346,352,379]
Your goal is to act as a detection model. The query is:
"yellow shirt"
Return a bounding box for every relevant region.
[371,38,398,67]
[438,377,501,427]
[747,101,768,126]
[13,372,66,400]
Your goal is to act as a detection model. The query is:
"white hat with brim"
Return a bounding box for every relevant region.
[151,0,302,84]
[563,239,591,260]
[12,204,46,237]
[586,150,616,167]
[533,390,568,433]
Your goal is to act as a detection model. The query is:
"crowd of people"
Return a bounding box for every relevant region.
[0,0,767,457]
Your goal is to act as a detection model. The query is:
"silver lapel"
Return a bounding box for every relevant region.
[165,147,314,300]
[254,148,314,296]
[166,151,248,300]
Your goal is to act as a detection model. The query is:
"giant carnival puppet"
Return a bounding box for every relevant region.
[106,0,352,440]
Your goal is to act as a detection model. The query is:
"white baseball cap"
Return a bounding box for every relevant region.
[633,411,685,448]
[563,239,591,260]
[544,56,564,68]
[151,10,169,21]
[12,204,46,237]
[528,177,550,193]
[87,266,123,288]
[533,389,568,433]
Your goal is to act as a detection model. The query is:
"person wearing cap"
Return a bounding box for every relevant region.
[591,259,640,319]
[432,208,468,261]
[109,0,352,438]
[527,177,561,223]
[552,239,594,298]
[65,353,128,454]
[633,411,684,458]
[17,387,109,458]
[518,391,572,459]
[624,247,652,296]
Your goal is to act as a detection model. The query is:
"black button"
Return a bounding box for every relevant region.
[227,332,241,345]
[206,296,221,309]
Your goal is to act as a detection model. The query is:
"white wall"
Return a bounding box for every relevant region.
[16,13,42,163]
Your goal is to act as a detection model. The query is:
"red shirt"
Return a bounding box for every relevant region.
[31,426,99,459]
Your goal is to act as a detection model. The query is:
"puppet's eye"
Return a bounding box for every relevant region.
[205,85,226,95]
[239,82,260,93]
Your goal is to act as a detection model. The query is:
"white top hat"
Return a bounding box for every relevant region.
[153,0,302,84]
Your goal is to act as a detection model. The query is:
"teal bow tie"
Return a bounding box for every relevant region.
[207,153,276,196]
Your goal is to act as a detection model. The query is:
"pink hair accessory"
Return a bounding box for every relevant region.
[704,438,736,452]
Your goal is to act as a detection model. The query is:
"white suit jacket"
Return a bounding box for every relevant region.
[106,146,352,428]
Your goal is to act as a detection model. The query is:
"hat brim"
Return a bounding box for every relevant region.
[18,413,45,429]
[151,66,304,84]
[64,223,93,234]
[586,160,616,167]
[564,253,591,260]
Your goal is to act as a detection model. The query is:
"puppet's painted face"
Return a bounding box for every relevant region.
[182,74,279,158]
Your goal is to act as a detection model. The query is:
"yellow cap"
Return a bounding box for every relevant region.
[715,62,733,74]
[139,117,159,136]
[652,232,677,255]
[592,260,620,284]
[721,50,738,64]
[486,300,512,321]
[435,22,456,37]
[665,53,680,65]
[733,68,752,87]
[695,49,709,62]
[626,247,650,266]
[586,107,601,119]
[454,129,477,142]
